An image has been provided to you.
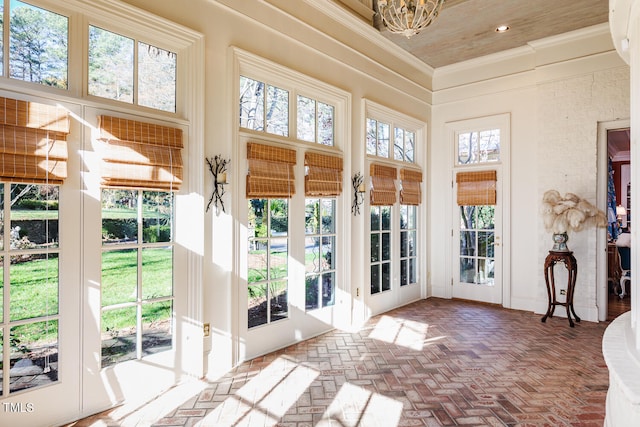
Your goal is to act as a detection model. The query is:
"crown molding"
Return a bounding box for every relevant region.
[433,23,616,91]
[295,0,435,75]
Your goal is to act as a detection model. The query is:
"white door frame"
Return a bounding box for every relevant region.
[596,119,630,321]
[445,113,511,307]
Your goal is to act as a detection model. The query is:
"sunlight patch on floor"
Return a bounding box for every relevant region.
[317,382,403,427]
[197,356,318,426]
[367,315,430,350]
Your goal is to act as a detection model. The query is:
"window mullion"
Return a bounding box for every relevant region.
[136,190,143,359]
[1,183,7,397]
[133,39,139,106]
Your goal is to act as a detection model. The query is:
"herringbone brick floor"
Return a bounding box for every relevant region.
[68,298,616,427]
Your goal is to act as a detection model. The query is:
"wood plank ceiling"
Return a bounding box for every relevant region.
[374,0,610,68]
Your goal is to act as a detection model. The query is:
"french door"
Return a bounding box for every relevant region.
[452,200,503,304]
[0,96,82,427]
[448,114,509,305]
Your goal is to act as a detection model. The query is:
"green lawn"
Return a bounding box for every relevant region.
[5,247,173,350]
[9,209,59,220]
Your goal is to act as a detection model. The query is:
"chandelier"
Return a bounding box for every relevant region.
[377,0,445,38]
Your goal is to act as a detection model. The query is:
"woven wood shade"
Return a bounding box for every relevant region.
[400,168,423,205]
[370,163,397,206]
[0,97,69,183]
[246,142,296,198]
[305,152,343,197]
[456,170,497,205]
[98,115,183,191]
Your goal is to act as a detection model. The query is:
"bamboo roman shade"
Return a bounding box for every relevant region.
[370,163,397,206]
[0,97,69,184]
[305,152,343,197]
[98,115,183,191]
[246,142,296,198]
[400,168,423,205]
[456,170,497,205]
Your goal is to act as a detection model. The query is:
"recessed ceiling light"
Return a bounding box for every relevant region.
[495,25,510,33]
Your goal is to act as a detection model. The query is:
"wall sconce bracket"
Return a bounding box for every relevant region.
[206,155,230,213]
[352,172,365,215]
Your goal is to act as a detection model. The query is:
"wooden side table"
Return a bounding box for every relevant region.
[542,250,580,327]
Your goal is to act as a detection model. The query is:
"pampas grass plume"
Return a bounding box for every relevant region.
[541,189,606,233]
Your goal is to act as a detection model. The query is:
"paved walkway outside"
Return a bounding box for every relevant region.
[65,298,613,426]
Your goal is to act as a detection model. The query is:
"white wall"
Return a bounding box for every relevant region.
[536,65,630,319]
[121,0,432,377]
[429,27,630,320]
[120,0,631,380]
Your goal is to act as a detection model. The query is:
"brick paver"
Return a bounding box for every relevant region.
[68,298,612,426]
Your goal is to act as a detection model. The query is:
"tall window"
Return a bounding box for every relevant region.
[247,199,289,328]
[370,206,392,294]
[366,101,424,298]
[2,1,69,88]
[305,199,336,310]
[1,183,60,395]
[0,96,69,397]
[100,190,174,367]
[400,205,417,286]
[89,26,177,112]
[238,51,347,332]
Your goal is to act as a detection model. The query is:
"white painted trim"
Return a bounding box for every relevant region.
[445,113,511,306]
[434,23,616,92]
[362,99,428,316]
[230,46,354,365]
[250,0,432,101]
[597,119,630,322]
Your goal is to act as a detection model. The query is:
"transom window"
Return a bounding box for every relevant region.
[367,118,415,163]
[0,2,178,114]
[239,76,289,137]
[297,95,334,145]
[239,75,337,146]
[2,1,69,89]
[456,128,500,164]
[89,26,177,112]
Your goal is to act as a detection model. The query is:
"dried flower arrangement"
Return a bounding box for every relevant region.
[541,190,606,233]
